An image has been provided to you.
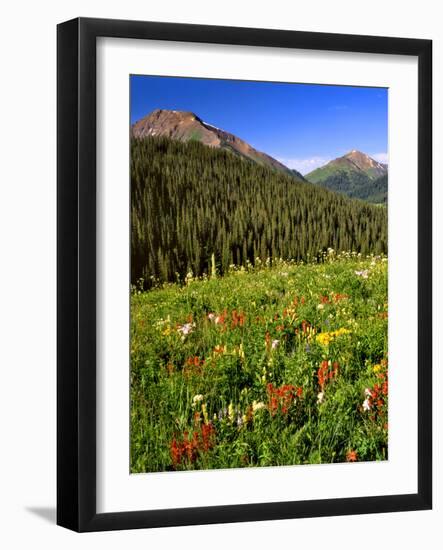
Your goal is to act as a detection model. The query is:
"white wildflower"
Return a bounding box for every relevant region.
[362,398,371,411]
[185,271,194,285]
[192,394,204,407]
[317,391,325,404]
[355,269,369,279]
[271,339,280,350]
[177,322,195,336]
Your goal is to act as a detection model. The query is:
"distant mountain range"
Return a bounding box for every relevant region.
[132,110,387,203]
[305,150,388,204]
[132,109,305,182]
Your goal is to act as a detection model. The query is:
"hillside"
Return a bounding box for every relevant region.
[131,136,388,287]
[132,109,301,179]
[291,168,307,181]
[354,173,388,204]
[306,150,388,203]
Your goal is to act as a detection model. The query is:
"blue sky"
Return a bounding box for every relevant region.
[131,75,388,174]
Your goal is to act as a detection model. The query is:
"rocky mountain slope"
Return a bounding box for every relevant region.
[132,109,303,180]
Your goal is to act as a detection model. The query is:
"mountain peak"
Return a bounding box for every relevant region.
[305,149,388,204]
[341,150,384,172]
[132,109,303,180]
[307,149,387,180]
[146,108,202,123]
[345,149,365,157]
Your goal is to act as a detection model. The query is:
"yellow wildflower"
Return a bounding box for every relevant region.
[228,402,235,422]
[238,343,245,360]
[252,400,266,413]
[316,328,351,347]
[316,332,333,346]
[201,403,209,424]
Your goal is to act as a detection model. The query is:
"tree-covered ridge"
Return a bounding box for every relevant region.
[305,150,388,204]
[313,171,388,204]
[131,137,388,287]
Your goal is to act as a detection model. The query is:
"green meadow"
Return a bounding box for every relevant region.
[130,253,388,472]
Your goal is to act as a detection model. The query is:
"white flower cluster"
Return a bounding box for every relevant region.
[207,312,223,325]
[192,394,204,407]
[355,269,369,279]
[177,322,195,338]
[362,388,372,411]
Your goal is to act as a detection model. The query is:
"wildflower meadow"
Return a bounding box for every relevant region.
[130,251,388,472]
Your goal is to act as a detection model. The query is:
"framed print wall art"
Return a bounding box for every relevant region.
[57,17,432,532]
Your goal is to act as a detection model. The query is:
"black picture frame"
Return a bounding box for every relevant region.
[57,17,432,532]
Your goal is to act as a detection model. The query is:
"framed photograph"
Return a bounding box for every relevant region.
[57,17,432,532]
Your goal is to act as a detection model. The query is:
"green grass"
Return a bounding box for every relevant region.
[306,162,353,183]
[130,252,388,473]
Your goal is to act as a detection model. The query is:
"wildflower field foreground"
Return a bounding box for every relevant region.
[130,253,388,473]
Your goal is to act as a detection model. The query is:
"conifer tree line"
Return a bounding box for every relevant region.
[131,137,387,287]
[318,171,388,204]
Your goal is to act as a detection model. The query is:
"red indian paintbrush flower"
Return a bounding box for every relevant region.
[346,450,358,462]
[266,383,302,415]
[170,423,216,468]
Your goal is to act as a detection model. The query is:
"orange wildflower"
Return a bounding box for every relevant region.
[346,450,358,462]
